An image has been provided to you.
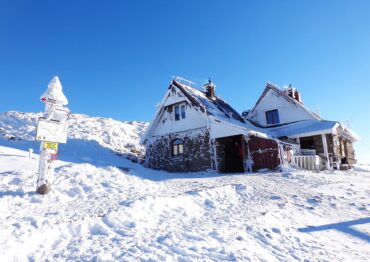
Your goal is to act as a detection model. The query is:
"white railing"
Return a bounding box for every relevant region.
[292,155,322,171]
[300,149,316,156]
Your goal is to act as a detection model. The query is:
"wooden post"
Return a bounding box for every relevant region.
[322,134,330,170]
[241,136,246,172]
[36,76,69,195]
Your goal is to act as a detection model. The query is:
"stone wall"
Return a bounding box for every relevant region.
[345,140,356,165]
[145,128,212,172]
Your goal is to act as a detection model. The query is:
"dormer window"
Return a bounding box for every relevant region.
[266,109,280,125]
[174,104,186,121]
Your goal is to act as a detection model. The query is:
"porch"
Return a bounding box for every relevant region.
[294,132,356,170]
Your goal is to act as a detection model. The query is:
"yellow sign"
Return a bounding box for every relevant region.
[43,142,58,150]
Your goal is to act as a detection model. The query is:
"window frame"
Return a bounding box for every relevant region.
[174,103,186,121]
[174,106,180,121]
[181,105,186,119]
[265,109,280,125]
[172,139,184,157]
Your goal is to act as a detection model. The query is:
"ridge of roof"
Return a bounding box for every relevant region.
[171,80,245,124]
[170,80,205,112]
[267,83,322,120]
[248,82,321,121]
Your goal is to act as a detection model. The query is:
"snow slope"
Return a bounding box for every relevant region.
[0,111,148,164]
[1,112,369,261]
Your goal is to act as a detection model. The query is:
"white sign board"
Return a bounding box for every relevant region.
[35,118,68,143]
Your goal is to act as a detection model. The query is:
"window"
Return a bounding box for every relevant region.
[174,104,186,121]
[175,106,180,121]
[172,139,184,156]
[265,109,280,125]
[181,105,186,119]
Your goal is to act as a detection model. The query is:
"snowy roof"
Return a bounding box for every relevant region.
[142,80,249,144]
[264,120,339,138]
[247,82,321,121]
[171,80,245,124]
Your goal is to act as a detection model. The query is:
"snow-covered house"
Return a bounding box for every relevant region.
[245,83,358,169]
[142,79,289,173]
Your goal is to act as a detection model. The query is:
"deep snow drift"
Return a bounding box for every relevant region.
[0,112,369,261]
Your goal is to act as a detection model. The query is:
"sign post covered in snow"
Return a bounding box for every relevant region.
[35,76,69,195]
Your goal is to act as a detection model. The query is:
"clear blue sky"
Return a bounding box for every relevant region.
[1,0,370,162]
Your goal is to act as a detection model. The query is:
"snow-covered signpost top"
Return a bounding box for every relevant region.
[41,76,68,106]
[35,76,70,195]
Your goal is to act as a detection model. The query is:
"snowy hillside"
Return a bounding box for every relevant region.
[1,112,370,261]
[0,111,148,163]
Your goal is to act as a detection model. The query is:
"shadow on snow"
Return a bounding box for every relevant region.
[0,138,281,182]
[0,138,126,168]
[0,190,36,198]
[299,217,370,243]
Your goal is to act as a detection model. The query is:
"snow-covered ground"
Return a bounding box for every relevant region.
[1,112,369,261]
[0,111,148,164]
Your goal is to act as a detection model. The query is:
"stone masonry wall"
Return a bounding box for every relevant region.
[145,128,212,172]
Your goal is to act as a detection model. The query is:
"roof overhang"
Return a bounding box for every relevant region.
[287,128,337,139]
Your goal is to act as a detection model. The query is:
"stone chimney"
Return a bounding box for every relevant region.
[284,84,302,103]
[203,78,216,99]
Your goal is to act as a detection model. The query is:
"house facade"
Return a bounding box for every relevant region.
[245,83,358,169]
[142,79,289,173]
[142,79,357,173]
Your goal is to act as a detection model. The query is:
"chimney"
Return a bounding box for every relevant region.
[203,78,216,99]
[284,84,302,103]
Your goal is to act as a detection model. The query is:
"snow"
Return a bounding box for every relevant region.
[0,111,148,162]
[174,80,245,126]
[1,111,370,261]
[40,76,68,106]
[267,120,338,138]
[248,84,319,126]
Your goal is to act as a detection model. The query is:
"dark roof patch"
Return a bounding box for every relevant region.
[171,80,245,124]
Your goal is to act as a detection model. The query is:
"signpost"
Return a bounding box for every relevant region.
[36,118,68,144]
[35,76,70,195]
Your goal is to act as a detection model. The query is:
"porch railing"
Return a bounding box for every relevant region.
[300,149,316,156]
[292,155,322,171]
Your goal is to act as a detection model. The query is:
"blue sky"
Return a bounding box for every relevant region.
[1,1,370,163]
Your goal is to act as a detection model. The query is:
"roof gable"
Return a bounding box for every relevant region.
[172,80,245,124]
[142,80,246,144]
[247,82,321,126]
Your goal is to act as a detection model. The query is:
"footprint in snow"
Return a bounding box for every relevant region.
[185,190,199,196]
[270,195,282,200]
[204,199,215,209]
[306,197,321,205]
[89,222,109,236]
[235,184,247,191]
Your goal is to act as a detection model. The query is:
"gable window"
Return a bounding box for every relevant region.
[172,139,184,156]
[181,105,186,119]
[175,106,180,121]
[266,109,280,125]
[174,104,186,121]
